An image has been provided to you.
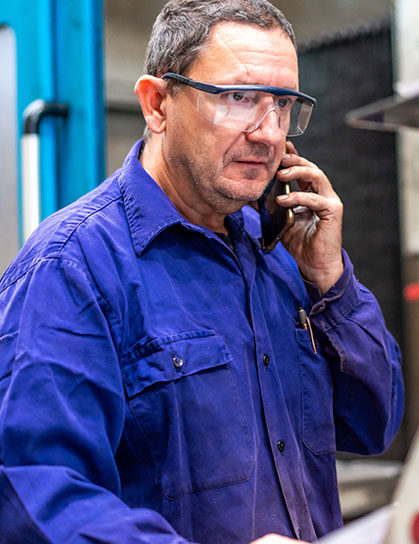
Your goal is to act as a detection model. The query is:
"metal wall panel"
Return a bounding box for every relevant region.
[0,26,19,273]
[0,0,105,248]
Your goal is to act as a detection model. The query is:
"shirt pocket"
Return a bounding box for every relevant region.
[121,330,255,500]
[295,328,336,455]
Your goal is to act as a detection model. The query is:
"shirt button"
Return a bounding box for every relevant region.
[263,353,270,367]
[277,440,285,453]
[171,352,184,369]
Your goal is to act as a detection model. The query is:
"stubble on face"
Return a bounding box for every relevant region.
[171,138,277,215]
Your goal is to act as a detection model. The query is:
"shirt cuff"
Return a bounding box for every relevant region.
[304,250,361,327]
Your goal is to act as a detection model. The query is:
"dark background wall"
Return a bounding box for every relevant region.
[297,22,405,461]
[297,21,403,347]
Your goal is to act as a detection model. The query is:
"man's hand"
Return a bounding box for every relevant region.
[250,533,309,543]
[275,141,344,294]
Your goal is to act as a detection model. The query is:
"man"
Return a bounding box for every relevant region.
[0,1,404,543]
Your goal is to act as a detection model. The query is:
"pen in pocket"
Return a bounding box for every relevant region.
[298,308,317,355]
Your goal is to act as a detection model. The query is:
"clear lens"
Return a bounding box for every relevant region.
[196,90,314,136]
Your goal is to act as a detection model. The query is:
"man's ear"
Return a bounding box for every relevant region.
[134,75,168,134]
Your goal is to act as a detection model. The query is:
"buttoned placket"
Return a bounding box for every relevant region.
[166,214,318,542]
[234,234,317,542]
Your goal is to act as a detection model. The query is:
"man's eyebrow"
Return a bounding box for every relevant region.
[217,79,298,90]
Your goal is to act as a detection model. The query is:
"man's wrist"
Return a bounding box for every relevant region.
[303,251,351,305]
[300,258,344,295]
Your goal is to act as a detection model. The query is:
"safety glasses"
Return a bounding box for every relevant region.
[162,72,316,137]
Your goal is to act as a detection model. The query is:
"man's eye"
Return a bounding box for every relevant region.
[277,97,292,109]
[230,92,247,103]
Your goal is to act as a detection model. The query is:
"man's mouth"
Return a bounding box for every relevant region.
[235,159,268,167]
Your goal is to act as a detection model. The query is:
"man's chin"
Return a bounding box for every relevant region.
[225,178,269,201]
[214,191,266,215]
[210,177,270,213]
[229,187,268,205]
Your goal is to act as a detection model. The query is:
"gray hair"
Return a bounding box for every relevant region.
[142,0,296,138]
[145,0,296,77]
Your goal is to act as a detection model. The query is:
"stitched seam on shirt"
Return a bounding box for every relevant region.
[117,169,178,255]
[0,196,123,294]
[0,257,122,333]
[317,325,348,372]
[118,167,186,255]
[57,258,123,331]
[0,257,45,294]
[56,195,122,258]
[136,218,184,255]
[314,294,361,333]
[121,329,217,365]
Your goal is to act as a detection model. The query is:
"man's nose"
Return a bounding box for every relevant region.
[245,106,285,146]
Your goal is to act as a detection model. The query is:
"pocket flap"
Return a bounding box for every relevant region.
[121,330,232,398]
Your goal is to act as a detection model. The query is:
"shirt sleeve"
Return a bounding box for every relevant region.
[304,250,404,455]
[0,258,192,544]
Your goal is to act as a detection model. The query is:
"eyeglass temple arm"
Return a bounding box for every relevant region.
[162,73,220,94]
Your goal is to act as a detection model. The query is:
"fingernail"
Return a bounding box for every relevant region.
[282,153,291,159]
[278,168,289,175]
[276,195,289,201]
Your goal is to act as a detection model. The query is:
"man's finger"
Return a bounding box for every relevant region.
[276,191,342,220]
[277,166,337,198]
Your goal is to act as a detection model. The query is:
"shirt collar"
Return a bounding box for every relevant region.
[117,139,245,256]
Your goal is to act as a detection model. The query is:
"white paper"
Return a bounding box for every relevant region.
[317,505,394,544]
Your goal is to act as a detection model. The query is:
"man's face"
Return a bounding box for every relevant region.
[162,22,299,215]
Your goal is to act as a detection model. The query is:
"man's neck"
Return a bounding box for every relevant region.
[139,139,229,234]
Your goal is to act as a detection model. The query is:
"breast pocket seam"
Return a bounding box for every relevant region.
[296,328,336,455]
[121,331,255,500]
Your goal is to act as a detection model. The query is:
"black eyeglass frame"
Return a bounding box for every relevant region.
[161,72,317,107]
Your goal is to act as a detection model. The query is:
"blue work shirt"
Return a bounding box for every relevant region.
[0,140,404,544]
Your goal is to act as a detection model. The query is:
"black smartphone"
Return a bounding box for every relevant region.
[258,169,295,251]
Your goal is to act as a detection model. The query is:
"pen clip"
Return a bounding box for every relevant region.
[298,308,308,329]
[298,308,317,355]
